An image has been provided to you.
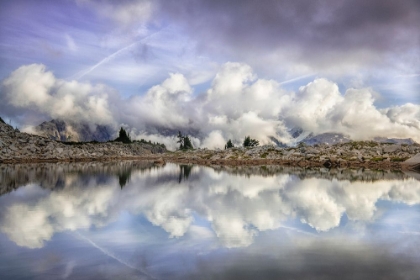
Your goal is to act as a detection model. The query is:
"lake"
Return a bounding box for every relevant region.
[0,161,419,279]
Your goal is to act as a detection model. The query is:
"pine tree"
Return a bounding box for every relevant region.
[226,139,234,149]
[243,136,251,147]
[115,127,131,143]
[183,136,193,149]
[176,131,193,150]
[177,131,184,149]
[243,136,259,147]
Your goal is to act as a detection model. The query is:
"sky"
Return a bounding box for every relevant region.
[0,0,419,147]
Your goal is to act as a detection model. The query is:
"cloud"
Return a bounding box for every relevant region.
[156,0,420,76]
[54,0,419,87]
[76,0,154,26]
[201,131,226,150]
[1,64,117,127]
[1,62,420,147]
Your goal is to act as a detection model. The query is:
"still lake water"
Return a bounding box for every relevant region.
[0,161,420,280]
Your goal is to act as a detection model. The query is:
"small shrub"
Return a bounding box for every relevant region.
[260,152,269,158]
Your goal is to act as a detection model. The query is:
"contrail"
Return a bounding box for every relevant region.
[71,42,140,80]
[279,73,316,85]
[73,231,156,279]
[279,225,318,237]
[70,27,168,81]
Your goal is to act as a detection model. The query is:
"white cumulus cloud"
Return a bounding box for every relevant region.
[1,62,420,148]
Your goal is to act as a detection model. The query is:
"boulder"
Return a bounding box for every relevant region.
[383,144,401,154]
[402,153,420,171]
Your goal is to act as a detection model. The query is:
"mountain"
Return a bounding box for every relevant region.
[282,128,351,146]
[373,137,416,145]
[273,127,417,147]
[301,132,352,145]
[34,119,114,142]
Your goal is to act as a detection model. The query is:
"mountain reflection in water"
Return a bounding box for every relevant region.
[0,161,419,280]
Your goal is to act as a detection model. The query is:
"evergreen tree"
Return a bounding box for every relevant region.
[114,127,131,143]
[177,131,184,149]
[225,139,234,149]
[176,131,193,150]
[243,136,251,147]
[183,136,194,149]
[243,136,259,147]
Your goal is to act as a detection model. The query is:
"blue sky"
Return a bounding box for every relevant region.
[0,0,419,146]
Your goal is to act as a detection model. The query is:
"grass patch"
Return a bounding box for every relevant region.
[201,154,213,159]
[260,152,269,158]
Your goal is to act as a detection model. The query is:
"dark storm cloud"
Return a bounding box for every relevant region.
[158,0,420,71]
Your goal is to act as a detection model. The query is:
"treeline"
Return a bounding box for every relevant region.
[224,136,259,149]
[113,127,166,148]
[62,127,166,148]
[175,131,260,151]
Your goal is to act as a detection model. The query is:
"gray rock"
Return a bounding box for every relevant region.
[383,144,401,154]
[306,147,321,154]
[34,119,114,142]
[402,153,420,171]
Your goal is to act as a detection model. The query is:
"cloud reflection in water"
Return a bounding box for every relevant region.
[0,162,419,279]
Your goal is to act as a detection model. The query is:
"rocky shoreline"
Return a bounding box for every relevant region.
[0,120,165,163]
[163,143,420,171]
[1,121,420,171]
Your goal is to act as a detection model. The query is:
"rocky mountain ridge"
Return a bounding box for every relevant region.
[287,128,416,146]
[0,121,165,163]
[34,119,114,142]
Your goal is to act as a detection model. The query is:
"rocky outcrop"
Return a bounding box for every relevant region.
[402,153,420,171]
[302,132,351,146]
[34,119,114,142]
[0,121,165,163]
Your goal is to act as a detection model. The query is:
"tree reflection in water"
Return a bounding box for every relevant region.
[178,165,193,183]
